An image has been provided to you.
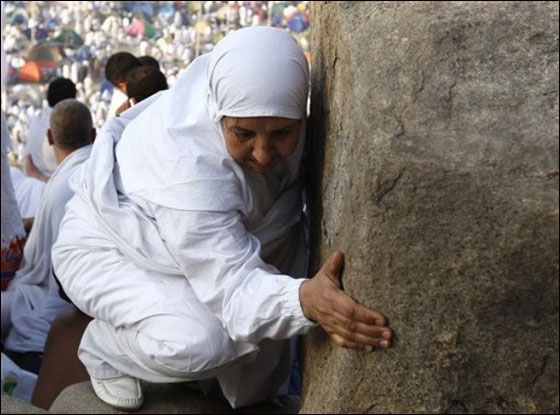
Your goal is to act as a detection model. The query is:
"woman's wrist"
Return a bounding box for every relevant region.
[298,279,316,322]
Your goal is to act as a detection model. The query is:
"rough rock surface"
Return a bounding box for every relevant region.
[302,2,558,413]
[1,396,48,414]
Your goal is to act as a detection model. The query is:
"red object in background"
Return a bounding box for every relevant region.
[18,43,66,83]
[1,237,26,291]
[18,60,44,82]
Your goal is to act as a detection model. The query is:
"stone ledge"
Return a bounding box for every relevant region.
[2,381,299,414]
[49,381,299,414]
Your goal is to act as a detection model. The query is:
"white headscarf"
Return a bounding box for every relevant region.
[208,26,309,199]
[116,26,308,210]
[71,27,309,275]
[208,27,308,121]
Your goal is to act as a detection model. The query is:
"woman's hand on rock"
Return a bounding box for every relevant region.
[299,251,393,351]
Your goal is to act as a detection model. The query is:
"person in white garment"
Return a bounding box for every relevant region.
[23,78,77,182]
[52,27,393,411]
[105,52,142,117]
[1,100,94,377]
[1,111,26,292]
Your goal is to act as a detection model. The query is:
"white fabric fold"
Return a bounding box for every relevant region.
[1,111,24,246]
[108,87,128,117]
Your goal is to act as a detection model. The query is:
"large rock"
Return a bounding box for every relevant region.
[48,381,299,414]
[302,2,558,413]
[1,396,48,414]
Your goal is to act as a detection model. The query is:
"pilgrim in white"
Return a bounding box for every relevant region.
[1,100,94,378]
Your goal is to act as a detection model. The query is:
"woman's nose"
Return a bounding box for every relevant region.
[252,143,274,167]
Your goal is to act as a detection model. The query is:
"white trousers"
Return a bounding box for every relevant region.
[80,320,292,408]
[53,215,293,408]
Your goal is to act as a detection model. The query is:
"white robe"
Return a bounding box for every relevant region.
[3,145,92,353]
[108,87,128,117]
[53,27,314,408]
[24,107,58,177]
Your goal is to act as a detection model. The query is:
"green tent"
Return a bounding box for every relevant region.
[53,29,84,48]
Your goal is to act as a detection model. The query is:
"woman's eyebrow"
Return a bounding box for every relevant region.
[231,127,254,133]
[272,125,296,132]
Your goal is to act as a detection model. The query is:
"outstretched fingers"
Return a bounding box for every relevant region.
[335,294,386,324]
[326,316,392,349]
[301,251,394,352]
[324,291,392,350]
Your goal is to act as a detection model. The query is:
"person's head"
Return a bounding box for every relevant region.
[47,78,77,108]
[104,52,142,92]
[47,99,95,161]
[221,117,301,173]
[138,55,160,70]
[125,66,168,104]
[209,27,309,174]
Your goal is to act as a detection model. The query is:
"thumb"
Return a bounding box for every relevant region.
[322,251,345,287]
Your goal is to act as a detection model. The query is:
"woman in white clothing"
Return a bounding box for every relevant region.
[51,27,393,411]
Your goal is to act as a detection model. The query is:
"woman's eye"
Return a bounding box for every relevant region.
[272,130,291,140]
[235,131,253,140]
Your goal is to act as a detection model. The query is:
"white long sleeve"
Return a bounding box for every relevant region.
[153,205,316,344]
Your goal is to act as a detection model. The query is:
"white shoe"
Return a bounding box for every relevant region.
[90,375,144,411]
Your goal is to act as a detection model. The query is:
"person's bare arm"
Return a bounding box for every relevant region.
[299,251,392,351]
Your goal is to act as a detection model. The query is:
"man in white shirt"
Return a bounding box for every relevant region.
[1,99,95,379]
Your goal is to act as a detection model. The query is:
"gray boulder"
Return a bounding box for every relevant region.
[302,2,558,413]
[1,396,48,414]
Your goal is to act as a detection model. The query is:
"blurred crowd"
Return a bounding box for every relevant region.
[1,1,311,165]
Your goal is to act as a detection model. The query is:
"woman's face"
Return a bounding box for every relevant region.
[222,116,301,174]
